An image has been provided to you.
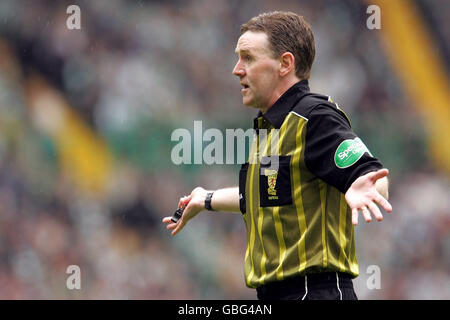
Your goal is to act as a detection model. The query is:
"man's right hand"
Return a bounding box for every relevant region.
[162,187,208,236]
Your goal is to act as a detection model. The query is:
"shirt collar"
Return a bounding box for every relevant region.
[253,80,310,129]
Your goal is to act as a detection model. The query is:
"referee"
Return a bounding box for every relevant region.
[163,11,392,300]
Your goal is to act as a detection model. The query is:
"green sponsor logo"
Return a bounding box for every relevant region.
[334,137,372,169]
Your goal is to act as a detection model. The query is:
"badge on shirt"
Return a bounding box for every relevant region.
[334,137,373,169]
[259,156,292,207]
[265,169,278,200]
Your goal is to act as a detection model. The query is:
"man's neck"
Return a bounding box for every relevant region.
[261,77,302,114]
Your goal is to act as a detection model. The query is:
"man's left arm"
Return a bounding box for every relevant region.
[304,104,393,225]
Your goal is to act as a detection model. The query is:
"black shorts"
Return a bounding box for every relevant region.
[256,272,358,300]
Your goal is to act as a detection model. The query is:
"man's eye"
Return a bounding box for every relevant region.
[243,55,251,62]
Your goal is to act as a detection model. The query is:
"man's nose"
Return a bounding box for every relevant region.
[232,61,245,77]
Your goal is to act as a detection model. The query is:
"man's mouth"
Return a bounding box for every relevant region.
[241,83,249,92]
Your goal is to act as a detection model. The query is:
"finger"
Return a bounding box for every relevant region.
[178,196,186,208]
[162,216,179,231]
[166,223,177,230]
[361,206,372,223]
[371,168,389,182]
[374,194,393,213]
[162,217,173,224]
[178,195,192,208]
[352,208,359,226]
[172,219,185,236]
[367,201,383,221]
[172,209,188,235]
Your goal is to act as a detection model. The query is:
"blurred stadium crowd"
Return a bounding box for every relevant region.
[0,0,448,299]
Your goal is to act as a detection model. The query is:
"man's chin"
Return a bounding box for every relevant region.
[242,98,257,109]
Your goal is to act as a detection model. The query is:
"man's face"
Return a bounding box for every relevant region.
[233,31,280,112]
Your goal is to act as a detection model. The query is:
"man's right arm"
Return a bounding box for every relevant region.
[162,187,240,235]
[206,187,241,213]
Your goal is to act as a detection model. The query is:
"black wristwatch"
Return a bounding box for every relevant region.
[205,192,214,211]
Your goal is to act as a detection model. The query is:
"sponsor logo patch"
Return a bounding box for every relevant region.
[334,137,372,169]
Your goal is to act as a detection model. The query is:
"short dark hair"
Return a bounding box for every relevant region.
[240,11,315,80]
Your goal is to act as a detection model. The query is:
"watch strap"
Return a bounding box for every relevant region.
[205,192,214,211]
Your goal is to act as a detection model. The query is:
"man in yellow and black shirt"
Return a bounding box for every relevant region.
[163,11,392,300]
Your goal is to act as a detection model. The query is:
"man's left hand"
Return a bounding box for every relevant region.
[345,168,393,225]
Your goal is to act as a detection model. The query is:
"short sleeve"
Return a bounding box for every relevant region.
[304,104,383,193]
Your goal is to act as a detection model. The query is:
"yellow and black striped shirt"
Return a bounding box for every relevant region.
[238,80,383,288]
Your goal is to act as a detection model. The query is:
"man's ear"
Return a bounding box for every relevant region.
[279,52,295,77]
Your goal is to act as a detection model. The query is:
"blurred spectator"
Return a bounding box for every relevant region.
[0,0,448,299]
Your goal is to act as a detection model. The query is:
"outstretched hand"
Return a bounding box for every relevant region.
[345,168,393,226]
[162,187,208,236]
